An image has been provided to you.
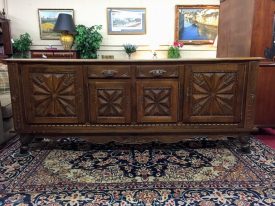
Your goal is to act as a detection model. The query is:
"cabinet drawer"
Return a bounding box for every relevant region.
[53,52,75,58]
[87,65,131,78]
[31,51,54,58]
[30,50,78,59]
[136,65,179,78]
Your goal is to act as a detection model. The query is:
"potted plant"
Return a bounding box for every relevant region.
[12,33,32,58]
[167,41,184,59]
[123,44,137,59]
[74,25,103,59]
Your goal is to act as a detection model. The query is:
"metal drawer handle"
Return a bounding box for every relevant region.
[101,70,117,77]
[149,69,166,77]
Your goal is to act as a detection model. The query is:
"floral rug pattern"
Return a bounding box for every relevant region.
[0,137,274,205]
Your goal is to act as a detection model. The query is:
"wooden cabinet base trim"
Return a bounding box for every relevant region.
[21,127,255,134]
[29,123,239,127]
[26,123,244,134]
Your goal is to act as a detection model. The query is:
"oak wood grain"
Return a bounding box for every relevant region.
[255,65,275,127]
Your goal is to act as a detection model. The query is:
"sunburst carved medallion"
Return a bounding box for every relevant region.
[191,72,237,116]
[31,73,76,117]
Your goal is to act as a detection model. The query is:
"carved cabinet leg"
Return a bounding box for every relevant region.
[19,134,34,154]
[239,135,251,154]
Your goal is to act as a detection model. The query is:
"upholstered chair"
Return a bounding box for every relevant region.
[0,63,15,145]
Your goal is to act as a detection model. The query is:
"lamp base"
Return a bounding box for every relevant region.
[60,33,74,50]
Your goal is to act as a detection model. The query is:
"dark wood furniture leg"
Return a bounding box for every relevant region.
[19,134,34,154]
[239,135,251,153]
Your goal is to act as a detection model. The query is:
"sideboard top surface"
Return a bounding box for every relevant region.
[3,57,263,64]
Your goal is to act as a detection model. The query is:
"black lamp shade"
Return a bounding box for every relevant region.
[53,13,76,34]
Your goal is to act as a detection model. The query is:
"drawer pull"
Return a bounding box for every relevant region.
[149,69,167,77]
[101,70,117,77]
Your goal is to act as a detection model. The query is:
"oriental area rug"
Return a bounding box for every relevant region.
[0,137,274,205]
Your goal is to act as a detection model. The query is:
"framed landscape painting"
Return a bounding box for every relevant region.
[38,9,74,40]
[175,5,219,44]
[107,8,146,35]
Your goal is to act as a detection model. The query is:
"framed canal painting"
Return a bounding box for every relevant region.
[38,9,74,40]
[175,5,219,45]
[107,8,146,35]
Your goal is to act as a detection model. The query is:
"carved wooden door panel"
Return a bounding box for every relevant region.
[136,80,178,123]
[22,65,85,124]
[89,80,131,123]
[183,64,246,123]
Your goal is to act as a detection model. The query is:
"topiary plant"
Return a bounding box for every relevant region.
[12,33,32,58]
[74,25,103,59]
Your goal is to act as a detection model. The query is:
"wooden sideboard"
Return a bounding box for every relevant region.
[30,50,79,59]
[255,62,275,127]
[5,58,260,153]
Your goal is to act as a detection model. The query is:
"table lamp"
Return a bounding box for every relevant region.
[53,13,76,50]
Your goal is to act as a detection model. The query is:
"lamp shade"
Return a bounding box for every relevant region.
[53,13,76,34]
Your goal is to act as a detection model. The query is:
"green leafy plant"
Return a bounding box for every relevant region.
[74,25,103,59]
[123,43,137,59]
[167,41,184,59]
[12,33,32,58]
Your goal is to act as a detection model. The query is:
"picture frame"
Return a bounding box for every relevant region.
[107,8,146,35]
[38,9,74,40]
[175,5,219,45]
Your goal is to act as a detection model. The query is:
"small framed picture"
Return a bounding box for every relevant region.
[38,9,74,40]
[175,5,219,45]
[107,8,146,35]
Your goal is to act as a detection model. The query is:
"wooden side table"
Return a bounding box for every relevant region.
[30,50,79,59]
[255,61,275,128]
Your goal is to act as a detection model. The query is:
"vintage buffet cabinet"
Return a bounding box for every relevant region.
[5,58,260,153]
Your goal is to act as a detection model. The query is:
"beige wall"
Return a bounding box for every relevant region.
[3,0,219,59]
